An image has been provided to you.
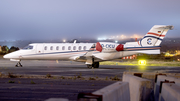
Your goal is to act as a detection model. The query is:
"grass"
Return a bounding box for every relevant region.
[31,80,36,84]
[0,55,3,58]
[89,77,96,80]
[68,77,72,79]
[8,72,17,78]
[77,73,82,78]
[8,80,15,83]
[73,76,76,80]
[46,73,52,78]
[0,72,2,77]
[105,77,108,80]
[100,60,180,67]
[60,76,65,79]
[111,75,120,81]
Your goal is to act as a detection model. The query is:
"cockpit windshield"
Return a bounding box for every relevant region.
[23,45,33,50]
[91,44,96,48]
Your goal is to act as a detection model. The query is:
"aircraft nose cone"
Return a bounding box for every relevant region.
[3,51,21,59]
[3,53,14,59]
[3,54,10,59]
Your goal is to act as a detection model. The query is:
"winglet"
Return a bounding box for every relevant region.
[116,44,124,51]
[96,42,102,52]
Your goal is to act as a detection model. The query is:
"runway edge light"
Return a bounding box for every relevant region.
[138,60,146,65]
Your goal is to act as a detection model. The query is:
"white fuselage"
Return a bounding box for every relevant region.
[3,42,160,63]
[4,43,94,60]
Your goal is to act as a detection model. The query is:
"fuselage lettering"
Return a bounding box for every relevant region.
[101,44,115,48]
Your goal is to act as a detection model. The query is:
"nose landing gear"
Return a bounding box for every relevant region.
[16,61,23,67]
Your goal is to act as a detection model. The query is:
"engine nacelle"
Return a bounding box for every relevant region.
[96,42,124,53]
[116,44,124,51]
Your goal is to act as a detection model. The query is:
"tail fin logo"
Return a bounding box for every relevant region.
[139,25,173,47]
[147,38,152,45]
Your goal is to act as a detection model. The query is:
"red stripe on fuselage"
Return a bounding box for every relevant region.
[147,32,165,37]
[138,41,140,45]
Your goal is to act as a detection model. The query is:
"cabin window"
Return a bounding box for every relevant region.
[83,46,86,50]
[56,46,59,50]
[73,46,76,50]
[62,46,65,50]
[44,46,47,50]
[68,46,71,50]
[23,45,33,50]
[50,46,53,50]
[79,46,82,50]
[91,44,96,48]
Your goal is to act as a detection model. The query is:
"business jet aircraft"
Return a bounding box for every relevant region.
[3,25,173,68]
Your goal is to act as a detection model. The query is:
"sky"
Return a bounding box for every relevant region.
[0,0,180,41]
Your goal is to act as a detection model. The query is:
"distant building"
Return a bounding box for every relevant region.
[165,50,180,57]
[0,45,1,52]
[176,50,180,56]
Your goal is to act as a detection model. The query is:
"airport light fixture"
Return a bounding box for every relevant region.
[63,39,66,42]
[138,60,146,65]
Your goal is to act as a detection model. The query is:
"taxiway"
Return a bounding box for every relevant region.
[1,59,180,101]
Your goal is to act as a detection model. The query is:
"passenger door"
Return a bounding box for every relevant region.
[36,44,44,54]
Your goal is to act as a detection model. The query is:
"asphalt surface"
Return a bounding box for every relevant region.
[1,58,180,101]
[0,78,115,101]
[1,59,180,78]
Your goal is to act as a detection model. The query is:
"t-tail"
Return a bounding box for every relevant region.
[95,25,173,55]
[124,25,173,54]
[139,25,174,47]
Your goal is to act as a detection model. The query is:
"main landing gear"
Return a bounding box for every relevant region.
[87,62,99,69]
[16,60,23,67]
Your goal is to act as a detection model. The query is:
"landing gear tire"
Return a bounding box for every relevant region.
[87,62,99,69]
[93,62,99,68]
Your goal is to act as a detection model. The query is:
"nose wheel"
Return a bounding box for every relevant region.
[16,61,23,67]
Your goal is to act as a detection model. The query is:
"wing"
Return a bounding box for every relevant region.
[68,43,103,64]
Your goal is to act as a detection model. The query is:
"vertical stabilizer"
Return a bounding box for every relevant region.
[139,25,173,47]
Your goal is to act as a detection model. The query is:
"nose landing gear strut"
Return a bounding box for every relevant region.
[16,60,23,67]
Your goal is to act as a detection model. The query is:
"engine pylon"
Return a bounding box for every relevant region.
[96,42,102,52]
[116,44,124,51]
